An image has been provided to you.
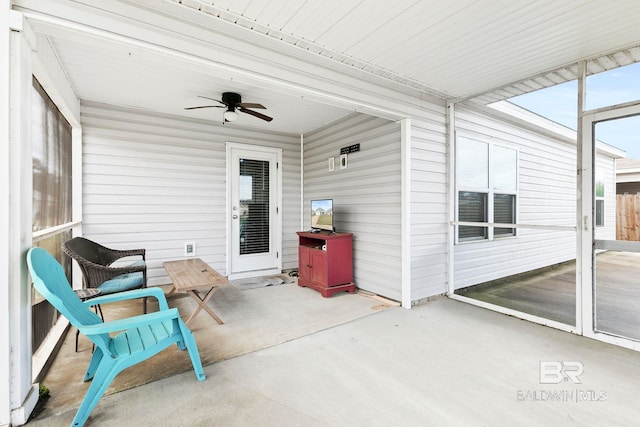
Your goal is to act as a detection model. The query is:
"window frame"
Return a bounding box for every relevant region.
[455,135,519,244]
[594,170,605,228]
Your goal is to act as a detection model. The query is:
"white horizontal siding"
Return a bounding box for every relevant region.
[409,115,449,300]
[303,113,402,300]
[81,103,300,286]
[452,105,617,289]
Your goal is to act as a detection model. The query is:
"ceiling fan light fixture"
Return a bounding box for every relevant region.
[223,110,239,122]
[186,92,272,122]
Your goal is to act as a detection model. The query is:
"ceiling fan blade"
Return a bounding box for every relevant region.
[197,95,226,105]
[184,105,226,110]
[238,107,273,122]
[237,102,266,109]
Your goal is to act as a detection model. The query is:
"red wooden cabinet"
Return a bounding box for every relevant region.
[297,231,356,297]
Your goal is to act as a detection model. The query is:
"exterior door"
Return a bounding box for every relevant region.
[227,143,282,279]
[582,104,640,350]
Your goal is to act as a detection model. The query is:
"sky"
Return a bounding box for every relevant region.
[509,62,640,160]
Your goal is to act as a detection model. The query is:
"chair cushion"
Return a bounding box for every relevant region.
[98,270,144,294]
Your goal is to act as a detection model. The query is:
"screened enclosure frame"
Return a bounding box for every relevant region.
[581,100,640,352]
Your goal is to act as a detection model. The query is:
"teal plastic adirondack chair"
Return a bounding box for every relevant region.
[27,247,206,426]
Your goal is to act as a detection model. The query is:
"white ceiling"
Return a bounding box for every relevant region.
[169,0,640,99]
[44,35,350,134]
[15,0,640,133]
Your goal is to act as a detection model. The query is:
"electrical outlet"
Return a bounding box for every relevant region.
[340,154,348,169]
[184,242,196,257]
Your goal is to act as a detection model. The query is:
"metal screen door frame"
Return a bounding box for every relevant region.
[226,142,282,279]
[581,102,640,351]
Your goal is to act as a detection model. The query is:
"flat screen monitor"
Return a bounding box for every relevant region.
[311,199,333,232]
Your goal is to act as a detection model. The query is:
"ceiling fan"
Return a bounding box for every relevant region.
[185,92,273,123]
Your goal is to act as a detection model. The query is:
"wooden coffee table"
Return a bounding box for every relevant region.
[163,258,229,326]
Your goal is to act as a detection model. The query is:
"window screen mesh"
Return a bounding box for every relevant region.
[31,77,73,354]
[32,78,72,232]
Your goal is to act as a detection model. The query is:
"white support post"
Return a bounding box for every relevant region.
[300,133,304,231]
[400,118,412,309]
[71,126,83,288]
[6,11,39,426]
[1,3,13,426]
[446,102,456,295]
[576,61,591,336]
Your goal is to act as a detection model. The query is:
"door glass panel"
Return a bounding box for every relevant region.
[239,158,270,255]
[593,117,640,341]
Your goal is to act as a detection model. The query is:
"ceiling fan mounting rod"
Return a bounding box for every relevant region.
[222,92,241,110]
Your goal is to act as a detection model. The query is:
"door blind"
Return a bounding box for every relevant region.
[239,158,270,255]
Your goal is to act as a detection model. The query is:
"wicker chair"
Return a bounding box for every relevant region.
[27,247,205,427]
[62,237,148,313]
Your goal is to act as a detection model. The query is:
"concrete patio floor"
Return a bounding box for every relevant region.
[27,296,640,426]
[31,280,394,420]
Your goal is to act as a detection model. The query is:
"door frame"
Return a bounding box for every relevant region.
[580,101,640,351]
[226,142,283,280]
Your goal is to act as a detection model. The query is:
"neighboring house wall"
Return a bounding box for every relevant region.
[616,159,640,194]
[409,116,449,300]
[81,102,301,286]
[303,113,403,300]
[452,106,617,289]
[617,182,640,194]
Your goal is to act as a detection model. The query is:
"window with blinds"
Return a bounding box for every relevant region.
[458,192,488,240]
[494,194,516,236]
[456,136,518,242]
[239,158,270,255]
